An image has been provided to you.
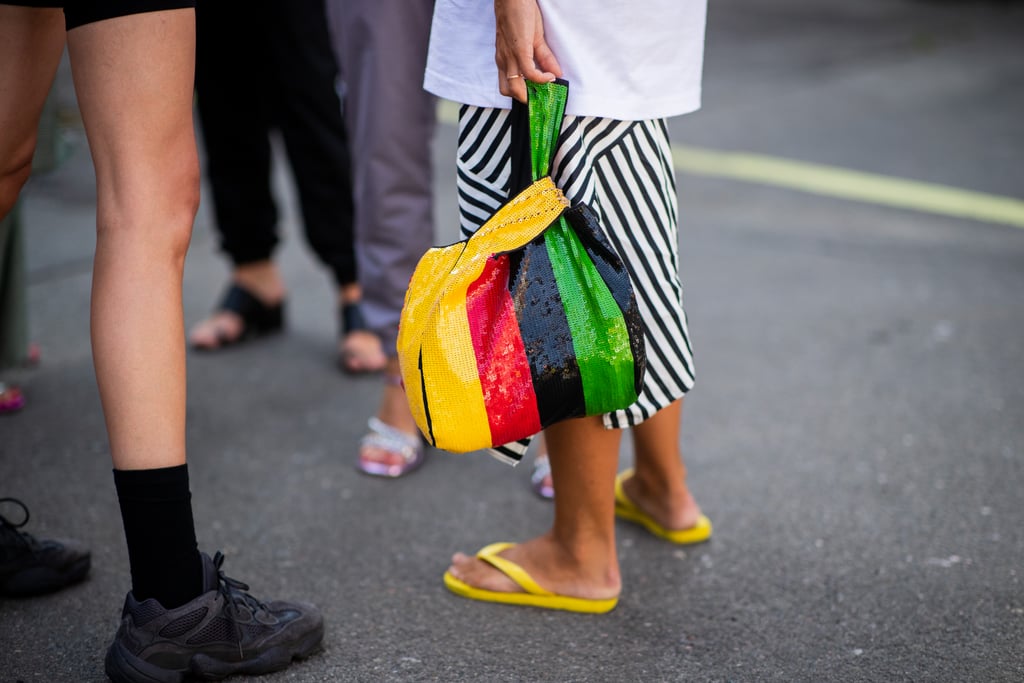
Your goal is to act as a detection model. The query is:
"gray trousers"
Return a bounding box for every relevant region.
[326,0,437,356]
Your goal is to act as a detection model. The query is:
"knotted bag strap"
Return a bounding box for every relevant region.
[509,79,569,196]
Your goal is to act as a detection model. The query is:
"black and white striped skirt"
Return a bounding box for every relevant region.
[457,106,695,463]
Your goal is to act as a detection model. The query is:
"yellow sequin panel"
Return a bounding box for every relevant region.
[397,240,466,443]
[399,177,569,452]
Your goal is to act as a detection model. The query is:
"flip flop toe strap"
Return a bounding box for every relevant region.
[476,543,554,597]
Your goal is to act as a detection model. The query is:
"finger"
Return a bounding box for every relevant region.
[496,47,529,101]
[533,43,563,79]
[496,60,518,99]
[495,44,521,99]
[504,69,528,103]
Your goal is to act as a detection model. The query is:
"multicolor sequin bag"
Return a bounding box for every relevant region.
[397,80,645,454]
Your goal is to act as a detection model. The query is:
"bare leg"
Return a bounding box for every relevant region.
[0,7,65,219]
[625,399,705,531]
[67,10,200,470]
[447,416,621,600]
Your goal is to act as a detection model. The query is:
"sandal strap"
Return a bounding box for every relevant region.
[219,284,284,331]
[362,417,421,462]
[476,543,554,597]
[530,456,551,485]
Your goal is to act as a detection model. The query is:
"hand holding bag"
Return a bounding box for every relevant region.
[397,80,645,455]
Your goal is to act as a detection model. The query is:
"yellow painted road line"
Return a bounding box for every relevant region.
[436,99,1024,230]
[671,144,1024,230]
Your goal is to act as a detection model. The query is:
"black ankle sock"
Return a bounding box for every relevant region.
[113,464,204,609]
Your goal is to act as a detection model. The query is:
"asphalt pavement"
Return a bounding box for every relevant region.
[2,1,1023,681]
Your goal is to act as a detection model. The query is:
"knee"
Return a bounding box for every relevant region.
[156,163,201,267]
[97,155,201,265]
[171,171,201,264]
[173,162,202,246]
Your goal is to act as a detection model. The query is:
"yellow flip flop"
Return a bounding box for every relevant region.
[443,542,618,614]
[614,469,713,545]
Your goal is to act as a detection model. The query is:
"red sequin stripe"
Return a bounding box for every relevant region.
[466,254,541,445]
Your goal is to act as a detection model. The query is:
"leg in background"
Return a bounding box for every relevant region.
[190,3,286,349]
[326,0,436,472]
[625,399,707,532]
[0,6,65,220]
[0,6,89,600]
[269,0,382,371]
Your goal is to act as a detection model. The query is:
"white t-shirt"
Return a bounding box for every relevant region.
[424,1,708,121]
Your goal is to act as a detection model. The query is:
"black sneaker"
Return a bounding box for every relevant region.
[105,551,324,683]
[0,497,91,597]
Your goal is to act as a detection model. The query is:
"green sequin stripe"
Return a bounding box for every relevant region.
[527,80,568,180]
[527,79,637,413]
[545,216,638,414]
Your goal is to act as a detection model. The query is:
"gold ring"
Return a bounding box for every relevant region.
[507,73,524,80]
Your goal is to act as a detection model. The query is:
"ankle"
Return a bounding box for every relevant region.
[339,282,362,306]
[544,531,619,580]
[113,465,203,609]
[632,464,689,501]
[376,385,417,434]
[233,262,285,302]
[626,468,703,530]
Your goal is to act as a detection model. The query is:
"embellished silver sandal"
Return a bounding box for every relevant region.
[357,417,425,478]
[530,453,554,500]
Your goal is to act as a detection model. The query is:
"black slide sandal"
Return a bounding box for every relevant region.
[192,284,284,350]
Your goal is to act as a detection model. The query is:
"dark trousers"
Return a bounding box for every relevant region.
[195,0,356,286]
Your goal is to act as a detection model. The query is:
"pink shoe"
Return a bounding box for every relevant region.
[0,383,25,414]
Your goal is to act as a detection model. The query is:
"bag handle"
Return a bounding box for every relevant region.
[509,79,569,197]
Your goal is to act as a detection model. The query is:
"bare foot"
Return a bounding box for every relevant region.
[189,310,246,349]
[446,534,620,601]
[337,284,387,373]
[621,472,704,532]
[338,329,387,373]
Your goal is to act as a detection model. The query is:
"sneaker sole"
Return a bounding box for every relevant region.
[104,623,324,683]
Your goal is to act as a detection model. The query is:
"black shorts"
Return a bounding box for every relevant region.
[2,0,195,31]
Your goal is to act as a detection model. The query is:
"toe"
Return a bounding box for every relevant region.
[190,313,243,348]
[447,551,522,594]
[189,325,220,349]
[359,445,406,468]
